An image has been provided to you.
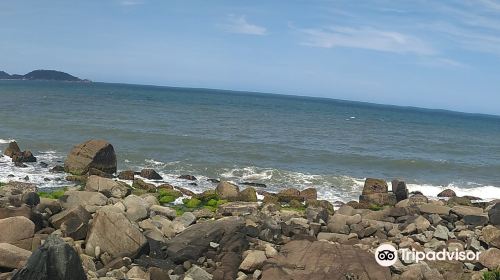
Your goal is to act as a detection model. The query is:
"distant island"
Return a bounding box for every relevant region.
[0,70,89,82]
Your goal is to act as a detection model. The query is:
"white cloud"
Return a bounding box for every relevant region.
[299,26,435,55]
[220,15,267,36]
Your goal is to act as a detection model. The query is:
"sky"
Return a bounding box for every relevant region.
[1,0,500,115]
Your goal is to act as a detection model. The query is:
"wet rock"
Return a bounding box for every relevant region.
[50,165,65,173]
[241,182,266,188]
[437,189,456,197]
[12,235,86,280]
[0,243,31,269]
[64,139,117,175]
[118,170,135,180]
[3,141,21,157]
[392,179,409,202]
[179,175,197,181]
[140,169,163,180]
[12,150,37,163]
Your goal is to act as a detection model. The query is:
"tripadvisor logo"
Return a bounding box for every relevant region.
[374,243,481,267]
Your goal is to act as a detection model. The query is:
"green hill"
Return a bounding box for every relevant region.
[0,69,85,82]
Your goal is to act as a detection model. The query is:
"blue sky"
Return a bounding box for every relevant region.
[1,0,500,115]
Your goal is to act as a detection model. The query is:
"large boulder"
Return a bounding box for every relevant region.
[0,216,35,244]
[49,205,91,240]
[277,188,303,203]
[0,182,38,197]
[123,195,149,222]
[362,178,388,194]
[261,240,391,280]
[216,181,240,201]
[3,141,21,157]
[479,248,500,270]
[437,189,456,197]
[12,235,86,280]
[59,191,108,213]
[140,169,163,180]
[11,151,37,163]
[0,243,31,269]
[85,175,130,198]
[392,180,408,201]
[85,209,147,259]
[165,217,245,264]
[359,178,396,206]
[64,139,117,175]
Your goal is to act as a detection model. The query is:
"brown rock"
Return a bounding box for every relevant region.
[277,188,303,203]
[239,187,257,202]
[437,189,456,197]
[11,151,36,163]
[0,216,35,244]
[300,188,317,201]
[49,205,91,240]
[362,178,388,194]
[85,209,147,259]
[216,181,240,201]
[132,178,156,191]
[479,248,500,270]
[261,240,391,280]
[64,139,117,175]
[0,243,31,269]
[218,202,259,216]
[3,141,21,157]
[140,169,163,180]
[118,170,135,180]
[85,175,130,198]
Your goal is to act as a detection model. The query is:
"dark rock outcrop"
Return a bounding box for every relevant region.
[12,235,86,280]
[64,139,117,175]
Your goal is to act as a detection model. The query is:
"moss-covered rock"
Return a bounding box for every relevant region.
[183,198,202,208]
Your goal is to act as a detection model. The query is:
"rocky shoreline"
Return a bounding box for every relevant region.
[1,139,500,280]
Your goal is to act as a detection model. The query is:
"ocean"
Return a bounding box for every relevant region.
[1,80,500,202]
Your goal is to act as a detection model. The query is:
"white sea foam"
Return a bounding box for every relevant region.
[145,159,166,166]
[406,183,500,201]
[0,139,15,144]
